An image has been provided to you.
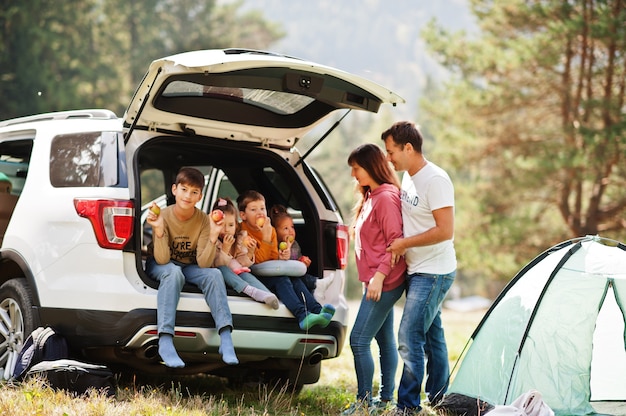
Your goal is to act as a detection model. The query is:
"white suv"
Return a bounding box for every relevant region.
[0,49,403,387]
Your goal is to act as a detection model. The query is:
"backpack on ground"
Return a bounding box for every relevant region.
[11,326,115,396]
[27,359,115,397]
[12,326,69,381]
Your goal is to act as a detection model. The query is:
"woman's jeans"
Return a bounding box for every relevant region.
[145,258,233,335]
[257,275,321,322]
[218,266,271,293]
[397,271,455,411]
[350,284,405,404]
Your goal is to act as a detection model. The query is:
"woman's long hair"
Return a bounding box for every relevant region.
[347,143,400,225]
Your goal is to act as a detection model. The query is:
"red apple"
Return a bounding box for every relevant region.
[256,217,265,227]
[150,205,160,216]
[211,210,224,222]
[279,241,288,251]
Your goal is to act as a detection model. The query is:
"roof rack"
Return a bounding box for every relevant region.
[0,109,118,127]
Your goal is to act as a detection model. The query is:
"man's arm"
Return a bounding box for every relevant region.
[388,206,454,264]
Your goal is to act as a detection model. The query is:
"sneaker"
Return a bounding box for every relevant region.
[341,400,369,415]
[385,406,421,416]
[424,393,443,408]
[370,398,394,414]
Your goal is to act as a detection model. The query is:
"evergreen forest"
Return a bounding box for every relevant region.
[1,0,624,298]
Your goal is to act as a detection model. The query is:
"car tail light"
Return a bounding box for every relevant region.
[74,198,134,249]
[336,224,349,270]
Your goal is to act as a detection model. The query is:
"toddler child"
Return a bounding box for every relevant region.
[269,204,319,292]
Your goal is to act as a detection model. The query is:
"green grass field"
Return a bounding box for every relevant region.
[0,302,487,415]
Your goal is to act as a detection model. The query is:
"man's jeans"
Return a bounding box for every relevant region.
[397,271,455,411]
[145,258,233,335]
[350,284,405,404]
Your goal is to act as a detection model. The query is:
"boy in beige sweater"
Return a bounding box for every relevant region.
[146,167,238,368]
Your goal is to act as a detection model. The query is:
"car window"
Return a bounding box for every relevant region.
[262,167,302,213]
[162,81,315,115]
[140,169,166,206]
[207,167,304,223]
[49,131,122,187]
[215,174,239,205]
[0,139,32,196]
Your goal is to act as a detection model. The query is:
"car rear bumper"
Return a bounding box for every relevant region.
[38,306,346,364]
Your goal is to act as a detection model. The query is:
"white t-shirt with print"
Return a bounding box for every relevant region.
[401,161,457,275]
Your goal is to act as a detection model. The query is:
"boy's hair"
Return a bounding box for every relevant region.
[236,190,265,212]
[381,121,424,153]
[212,197,238,216]
[175,167,205,189]
[269,204,291,226]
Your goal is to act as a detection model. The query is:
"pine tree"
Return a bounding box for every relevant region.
[421,0,626,284]
[0,0,283,119]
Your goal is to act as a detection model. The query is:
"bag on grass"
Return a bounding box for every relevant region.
[26,359,115,396]
[487,390,554,416]
[12,326,68,380]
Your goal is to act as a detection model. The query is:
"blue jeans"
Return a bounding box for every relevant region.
[257,275,321,322]
[301,272,318,292]
[218,266,271,293]
[397,271,455,411]
[350,284,405,404]
[145,258,233,335]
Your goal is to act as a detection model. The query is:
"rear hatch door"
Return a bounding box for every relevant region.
[123,48,404,149]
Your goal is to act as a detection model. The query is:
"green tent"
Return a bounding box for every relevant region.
[446,236,626,416]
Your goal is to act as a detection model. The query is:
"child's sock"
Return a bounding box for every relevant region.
[321,303,335,317]
[158,333,185,368]
[219,329,239,365]
[243,285,279,310]
[299,312,331,330]
[319,312,333,328]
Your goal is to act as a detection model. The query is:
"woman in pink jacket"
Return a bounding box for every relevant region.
[342,143,407,415]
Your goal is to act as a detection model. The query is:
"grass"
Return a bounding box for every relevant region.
[0,303,486,415]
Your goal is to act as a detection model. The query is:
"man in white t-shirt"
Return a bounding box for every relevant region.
[382,121,457,415]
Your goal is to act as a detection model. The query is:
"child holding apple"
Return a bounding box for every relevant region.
[145,167,238,368]
[210,197,279,309]
[237,190,335,330]
[269,204,319,292]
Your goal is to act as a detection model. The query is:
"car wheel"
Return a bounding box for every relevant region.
[0,279,39,380]
[264,369,304,395]
[265,360,321,395]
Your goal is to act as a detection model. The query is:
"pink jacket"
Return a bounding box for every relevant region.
[354,183,406,292]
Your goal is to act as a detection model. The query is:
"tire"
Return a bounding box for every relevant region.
[264,370,304,395]
[262,360,320,395]
[0,279,39,380]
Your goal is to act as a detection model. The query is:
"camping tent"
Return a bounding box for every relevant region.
[445,235,626,416]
